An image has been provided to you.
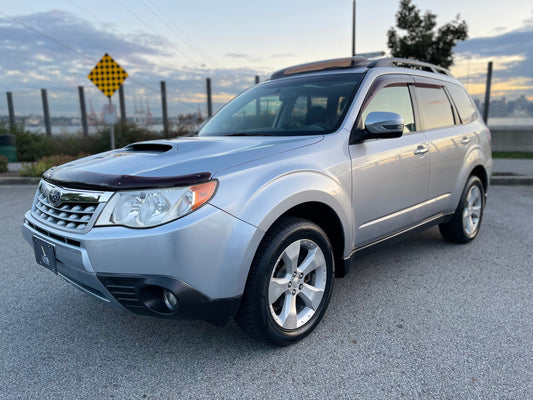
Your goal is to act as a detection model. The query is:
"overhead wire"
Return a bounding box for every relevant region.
[143,0,222,68]
[117,0,202,68]
[1,7,250,115]
[0,11,160,94]
[141,0,256,102]
[65,0,108,29]
[112,0,209,113]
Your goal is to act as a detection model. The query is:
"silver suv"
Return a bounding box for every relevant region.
[23,57,492,345]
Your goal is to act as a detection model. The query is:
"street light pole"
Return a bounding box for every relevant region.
[352,0,356,56]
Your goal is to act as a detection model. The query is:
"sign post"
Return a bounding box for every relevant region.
[87,53,128,149]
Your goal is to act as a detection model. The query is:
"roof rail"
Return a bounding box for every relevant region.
[369,58,453,77]
[270,57,371,80]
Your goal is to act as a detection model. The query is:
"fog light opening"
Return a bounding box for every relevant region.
[163,290,178,311]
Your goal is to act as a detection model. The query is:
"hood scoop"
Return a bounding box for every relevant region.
[124,143,174,154]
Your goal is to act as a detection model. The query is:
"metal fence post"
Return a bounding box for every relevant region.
[6,92,16,128]
[482,61,493,124]
[78,86,89,136]
[41,89,52,136]
[119,85,127,124]
[255,76,261,116]
[160,81,169,138]
[206,78,212,118]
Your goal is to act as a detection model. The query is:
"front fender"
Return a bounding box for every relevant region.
[210,168,353,259]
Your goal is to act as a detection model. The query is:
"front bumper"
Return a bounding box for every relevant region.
[23,203,263,322]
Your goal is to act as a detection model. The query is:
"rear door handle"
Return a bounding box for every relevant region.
[460,136,471,145]
[414,145,428,156]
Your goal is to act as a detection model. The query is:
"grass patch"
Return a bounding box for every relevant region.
[492,151,533,159]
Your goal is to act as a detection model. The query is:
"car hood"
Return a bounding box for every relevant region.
[43,136,322,190]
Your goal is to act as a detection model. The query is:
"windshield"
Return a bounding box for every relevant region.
[199,73,363,137]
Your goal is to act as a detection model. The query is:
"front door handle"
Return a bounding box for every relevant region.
[460,136,471,145]
[414,145,428,156]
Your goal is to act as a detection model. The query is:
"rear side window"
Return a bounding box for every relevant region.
[447,84,478,124]
[415,85,455,130]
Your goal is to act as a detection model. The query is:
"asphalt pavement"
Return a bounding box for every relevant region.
[1,184,532,399]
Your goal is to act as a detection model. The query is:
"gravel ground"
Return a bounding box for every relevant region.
[1,184,532,399]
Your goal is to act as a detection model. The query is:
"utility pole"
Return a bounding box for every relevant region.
[6,92,16,128]
[352,0,356,56]
[78,86,89,136]
[206,78,212,118]
[255,76,261,116]
[160,81,169,138]
[482,61,493,124]
[119,85,127,124]
[41,89,52,136]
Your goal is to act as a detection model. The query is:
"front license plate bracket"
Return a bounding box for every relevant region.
[33,236,57,274]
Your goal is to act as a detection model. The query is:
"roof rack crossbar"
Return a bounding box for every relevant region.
[369,58,453,77]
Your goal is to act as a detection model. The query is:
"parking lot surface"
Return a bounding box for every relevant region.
[1,184,532,399]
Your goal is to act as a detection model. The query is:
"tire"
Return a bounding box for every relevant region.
[236,217,334,346]
[439,175,485,243]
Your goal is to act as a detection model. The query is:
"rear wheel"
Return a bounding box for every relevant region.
[236,217,334,346]
[439,175,485,243]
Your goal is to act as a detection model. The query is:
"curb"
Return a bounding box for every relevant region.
[0,177,41,185]
[1,176,532,186]
[490,176,533,185]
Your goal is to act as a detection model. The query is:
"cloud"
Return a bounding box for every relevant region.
[455,27,533,79]
[0,10,264,117]
[224,53,249,58]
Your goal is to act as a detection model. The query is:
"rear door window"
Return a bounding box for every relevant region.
[414,85,455,130]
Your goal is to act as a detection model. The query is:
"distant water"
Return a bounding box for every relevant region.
[22,118,532,135]
[24,124,165,136]
[488,117,533,128]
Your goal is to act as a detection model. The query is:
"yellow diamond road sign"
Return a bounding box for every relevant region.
[88,53,128,98]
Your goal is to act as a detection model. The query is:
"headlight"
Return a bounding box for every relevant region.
[96,180,217,228]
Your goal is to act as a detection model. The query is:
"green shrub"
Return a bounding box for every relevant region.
[19,154,90,177]
[2,121,181,162]
[0,155,8,173]
[1,123,164,162]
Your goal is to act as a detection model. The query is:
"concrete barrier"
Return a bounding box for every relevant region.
[489,126,533,152]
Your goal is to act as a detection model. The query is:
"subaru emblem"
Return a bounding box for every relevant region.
[48,188,62,207]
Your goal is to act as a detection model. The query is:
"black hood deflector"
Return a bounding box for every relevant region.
[43,169,212,191]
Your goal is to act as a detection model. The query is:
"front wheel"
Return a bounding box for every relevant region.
[236,217,334,346]
[439,175,485,243]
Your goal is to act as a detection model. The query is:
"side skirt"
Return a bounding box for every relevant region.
[339,213,453,277]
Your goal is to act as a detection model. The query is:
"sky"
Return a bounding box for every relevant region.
[1,0,532,118]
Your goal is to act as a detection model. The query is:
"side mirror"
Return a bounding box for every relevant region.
[364,111,404,140]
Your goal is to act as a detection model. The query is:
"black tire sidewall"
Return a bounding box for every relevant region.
[255,219,334,344]
[458,176,485,241]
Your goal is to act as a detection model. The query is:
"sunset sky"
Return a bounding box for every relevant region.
[1,0,532,117]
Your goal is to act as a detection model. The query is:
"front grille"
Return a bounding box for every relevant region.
[31,181,111,233]
[26,220,81,247]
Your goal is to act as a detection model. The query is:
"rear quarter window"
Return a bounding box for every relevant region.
[447,84,478,124]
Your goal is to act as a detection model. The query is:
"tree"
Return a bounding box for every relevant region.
[387,0,468,69]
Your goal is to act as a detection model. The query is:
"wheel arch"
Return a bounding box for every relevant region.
[277,202,347,277]
[470,164,488,193]
[450,146,490,212]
